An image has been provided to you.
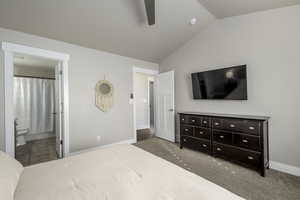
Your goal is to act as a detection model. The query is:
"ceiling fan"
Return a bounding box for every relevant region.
[144,0,155,25]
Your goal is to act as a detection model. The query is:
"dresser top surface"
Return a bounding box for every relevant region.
[178,111,270,121]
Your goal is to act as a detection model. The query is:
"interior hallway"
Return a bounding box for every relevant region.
[137,128,155,142]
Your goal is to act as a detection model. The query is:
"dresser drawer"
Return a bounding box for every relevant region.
[213,143,261,168]
[212,118,223,129]
[213,143,234,158]
[234,148,261,168]
[201,117,211,128]
[180,114,189,124]
[243,121,260,135]
[187,116,202,126]
[233,134,260,151]
[181,125,193,137]
[194,127,211,140]
[213,130,232,145]
[181,136,211,154]
[223,119,260,135]
[223,119,244,132]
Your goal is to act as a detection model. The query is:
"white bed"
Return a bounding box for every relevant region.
[1,144,244,200]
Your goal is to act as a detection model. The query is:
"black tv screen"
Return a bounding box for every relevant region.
[191,65,247,100]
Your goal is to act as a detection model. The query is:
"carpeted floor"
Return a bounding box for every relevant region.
[15,137,58,166]
[136,128,155,141]
[134,137,300,200]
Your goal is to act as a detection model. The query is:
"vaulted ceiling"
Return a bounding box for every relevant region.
[0,0,214,63]
[198,0,300,18]
[1,0,299,63]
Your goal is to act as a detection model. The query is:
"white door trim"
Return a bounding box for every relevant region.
[1,42,70,157]
[132,67,159,143]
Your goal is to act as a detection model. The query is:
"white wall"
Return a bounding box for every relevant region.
[0,27,158,153]
[160,5,300,168]
[134,73,154,129]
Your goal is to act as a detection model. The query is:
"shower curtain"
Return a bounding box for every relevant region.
[14,77,55,135]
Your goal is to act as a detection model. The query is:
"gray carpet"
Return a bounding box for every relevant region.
[15,137,57,166]
[136,128,155,141]
[134,137,300,200]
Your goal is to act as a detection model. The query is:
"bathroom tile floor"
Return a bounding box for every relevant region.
[15,137,57,166]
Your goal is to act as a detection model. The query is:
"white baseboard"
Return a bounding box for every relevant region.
[270,161,300,177]
[68,139,135,157]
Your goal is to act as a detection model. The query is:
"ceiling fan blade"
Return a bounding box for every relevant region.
[144,0,155,25]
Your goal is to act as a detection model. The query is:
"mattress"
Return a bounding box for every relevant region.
[15,144,244,200]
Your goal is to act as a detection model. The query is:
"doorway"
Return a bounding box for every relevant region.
[1,42,70,160]
[13,54,59,165]
[133,67,158,142]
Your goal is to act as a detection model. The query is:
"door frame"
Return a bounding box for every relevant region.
[1,42,70,157]
[132,67,158,143]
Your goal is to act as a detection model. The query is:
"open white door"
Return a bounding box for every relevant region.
[155,71,175,142]
[55,63,63,158]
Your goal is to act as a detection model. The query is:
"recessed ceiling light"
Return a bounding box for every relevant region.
[190,18,197,25]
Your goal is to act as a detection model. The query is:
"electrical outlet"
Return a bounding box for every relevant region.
[97,136,101,141]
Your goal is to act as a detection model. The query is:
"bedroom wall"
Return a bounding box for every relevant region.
[159,5,300,169]
[0,27,158,153]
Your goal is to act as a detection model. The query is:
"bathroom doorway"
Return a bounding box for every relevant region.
[13,54,58,166]
[1,42,70,162]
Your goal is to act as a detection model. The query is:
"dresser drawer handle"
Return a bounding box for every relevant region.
[216,148,222,151]
[182,118,185,121]
[199,131,204,135]
[202,144,207,148]
[203,121,207,124]
[242,139,248,143]
[191,120,195,122]
[230,124,235,128]
[219,135,225,139]
[185,129,189,132]
[214,122,219,126]
[248,156,254,160]
[249,126,255,130]
[183,139,187,142]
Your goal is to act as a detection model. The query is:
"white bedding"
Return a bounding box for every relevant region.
[15,145,244,200]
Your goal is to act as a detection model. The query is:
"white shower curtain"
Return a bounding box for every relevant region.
[14,77,55,135]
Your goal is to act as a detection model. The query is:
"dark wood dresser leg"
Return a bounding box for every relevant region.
[260,167,266,177]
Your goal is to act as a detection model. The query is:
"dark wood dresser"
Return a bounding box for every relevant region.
[179,112,270,176]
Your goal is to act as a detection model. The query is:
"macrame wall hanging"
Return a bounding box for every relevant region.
[95,79,114,112]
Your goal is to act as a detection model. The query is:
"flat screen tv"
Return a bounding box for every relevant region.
[191,65,247,100]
